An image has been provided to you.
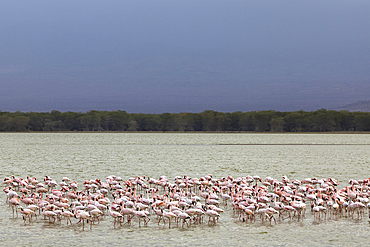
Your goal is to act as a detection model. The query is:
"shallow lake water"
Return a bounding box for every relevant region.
[1,133,370,246]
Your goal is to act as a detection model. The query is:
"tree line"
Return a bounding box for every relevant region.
[0,109,370,132]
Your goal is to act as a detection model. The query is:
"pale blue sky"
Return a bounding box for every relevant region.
[1,0,369,113]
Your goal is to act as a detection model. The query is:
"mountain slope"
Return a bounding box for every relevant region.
[334,101,370,112]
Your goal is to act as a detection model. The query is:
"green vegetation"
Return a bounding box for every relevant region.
[0,109,369,132]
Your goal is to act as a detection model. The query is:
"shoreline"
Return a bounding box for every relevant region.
[1,131,370,134]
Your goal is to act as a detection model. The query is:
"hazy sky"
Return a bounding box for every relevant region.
[1,0,369,113]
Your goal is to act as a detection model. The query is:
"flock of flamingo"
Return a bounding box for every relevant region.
[3,174,370,230]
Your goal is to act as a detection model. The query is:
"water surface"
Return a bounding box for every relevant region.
[1,133,370,246]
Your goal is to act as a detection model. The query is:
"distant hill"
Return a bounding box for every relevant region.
[334,101,370,112]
